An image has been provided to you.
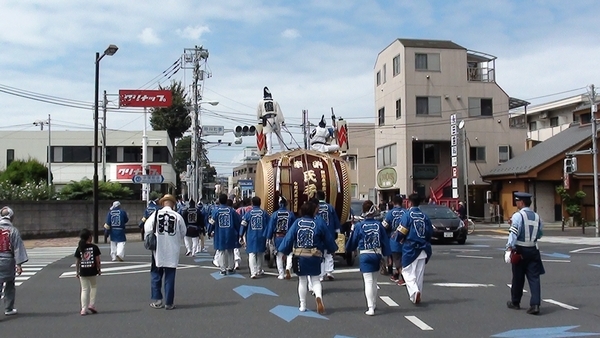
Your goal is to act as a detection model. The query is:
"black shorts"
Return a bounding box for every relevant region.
[198,226,206,236]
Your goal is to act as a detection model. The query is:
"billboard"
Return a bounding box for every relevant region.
[116,164,162,180]
[119,90,172,107]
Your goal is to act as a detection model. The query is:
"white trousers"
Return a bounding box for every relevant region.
[401,251,427,303]
[310,143,340,153]
[248,253,264,276]
[276,252,293,276]
[234,248,241,262]
[184,237,199,255]
[362,272,378,310]
[266,129,285,155]
[321,250,335,276]
[298,275,322,308]
[110,241,125,261]
[218,249,234,271]
[79,276,97,309]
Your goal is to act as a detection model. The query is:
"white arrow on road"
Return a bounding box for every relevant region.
[433,283,495,288]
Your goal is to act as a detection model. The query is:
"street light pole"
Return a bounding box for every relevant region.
[93,44,118,244]
[589,84,599,238]
[33,116,52,192]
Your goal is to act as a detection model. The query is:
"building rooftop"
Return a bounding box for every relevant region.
[484,123,592,177]
[397,39,465,50]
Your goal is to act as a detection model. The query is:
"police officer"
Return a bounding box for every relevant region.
[505,192,544,315]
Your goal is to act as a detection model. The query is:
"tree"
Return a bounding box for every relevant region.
[174,135,192,174]
[556,186,586,226]
[0,158,49,185]
[149,80,191,145]
[57,179,133,200]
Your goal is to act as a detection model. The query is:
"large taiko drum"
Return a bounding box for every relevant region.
[255,149,351,223]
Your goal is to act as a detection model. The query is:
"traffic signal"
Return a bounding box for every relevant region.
[234,125,256,137]
[564,157,577,174]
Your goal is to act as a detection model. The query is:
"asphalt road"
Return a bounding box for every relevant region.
[2,231,600,338]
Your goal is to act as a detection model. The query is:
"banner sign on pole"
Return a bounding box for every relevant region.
[119,90,172,107]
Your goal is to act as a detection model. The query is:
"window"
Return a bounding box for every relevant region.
[347,155,357,170]
[529,121,537,131]
[351,184,358,198]
[550,117,559,127]
[468,98,493,117]
[395,99,401,119]
[498,145,511,163]
[123,146,141,162]
[376,71,381,86]
[412,143,440,164]
[470,146,486,162]
[393,55,401,76]
[580,113,592,124]
[416,96,441,116]
[382,64,387,84]
[415,53,440,71]
[59,146,92,163]
[377,143,397,169]
[378,107,385,126]
[6,149,14,166]
[152,147,169,163]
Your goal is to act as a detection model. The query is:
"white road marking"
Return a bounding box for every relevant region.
[433,283,494,288]
[405,316,433,331]
[541,259,570,263]
[14,282,22,286]
[570,246,600,253]
[377,282,397,286]
[543,299,578,310]
[506,284,527,293]
[379,296,399,307]
[450,249,480,252]
[331,268,361,274]
[456,255,493,259]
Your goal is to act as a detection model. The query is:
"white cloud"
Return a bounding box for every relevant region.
[138,28,161,45]
[177,25,211,40]
[281,28,300,39]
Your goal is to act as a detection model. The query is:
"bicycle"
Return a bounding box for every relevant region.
[466,218,475,235]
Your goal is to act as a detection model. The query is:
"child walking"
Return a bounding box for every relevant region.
[74,229,102,316]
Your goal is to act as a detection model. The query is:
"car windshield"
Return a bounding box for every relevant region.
[420,206,457,219]
[351,201,363,216]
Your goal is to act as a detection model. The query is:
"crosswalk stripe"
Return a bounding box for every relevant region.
[379,296,399,307]
[543,299,578,310]
[405,315,433,330]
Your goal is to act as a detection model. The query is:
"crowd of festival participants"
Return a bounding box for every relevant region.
[0,189,543,318]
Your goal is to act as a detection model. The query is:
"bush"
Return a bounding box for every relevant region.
[57,178,133,200]
[0,180,52,201]
[556,186,586,226]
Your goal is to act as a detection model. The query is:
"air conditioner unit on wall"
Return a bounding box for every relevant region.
[539,112,548,119]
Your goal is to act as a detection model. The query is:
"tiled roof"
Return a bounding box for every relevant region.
[484,124,592,177]
[397,39,465,50]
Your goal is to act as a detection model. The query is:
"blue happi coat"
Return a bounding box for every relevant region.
[395,207,433,268]
[317,201,341,239]
[139,201,158,228]
[105,208,129,243]
[207,204,241,251]
[346,218,391,273]
[266,206,296,249]
[278,216,338,276]
[383,206,406,253]
[240,206,270,253]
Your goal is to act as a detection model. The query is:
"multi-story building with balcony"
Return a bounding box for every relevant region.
[343,123,376,201]
[374,38,528,217]
[0,130,176,197]
[509,94,589,147]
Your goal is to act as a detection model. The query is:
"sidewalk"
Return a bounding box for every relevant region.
[23,237,143,249]
[476,221,600,238]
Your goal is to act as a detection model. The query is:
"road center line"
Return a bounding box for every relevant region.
[456,255,493,259]
[543,299,578,310]
[379,296,399,307]
[405,316,433,330]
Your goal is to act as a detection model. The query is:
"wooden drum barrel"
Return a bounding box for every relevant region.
[255,149,351,223]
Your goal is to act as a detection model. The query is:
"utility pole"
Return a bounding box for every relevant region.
[33,115,52,193]
[102,90,108,182]
[142,107,149,204]
[589,84,599,237]
[183,46,210,202]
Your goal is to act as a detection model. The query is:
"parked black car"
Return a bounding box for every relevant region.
[419,204,467,244]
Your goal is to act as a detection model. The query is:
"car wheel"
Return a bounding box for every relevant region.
[457,237,466,245]
[345,251,355,266]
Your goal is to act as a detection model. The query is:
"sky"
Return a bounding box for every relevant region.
[1,0,599,174]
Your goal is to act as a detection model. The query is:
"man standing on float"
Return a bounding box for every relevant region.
[256,86,285,155]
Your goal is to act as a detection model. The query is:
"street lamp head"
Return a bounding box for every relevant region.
[206,101,219,106]
[104,44,119,56]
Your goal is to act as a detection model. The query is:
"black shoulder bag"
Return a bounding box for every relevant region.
[144,213,158,250]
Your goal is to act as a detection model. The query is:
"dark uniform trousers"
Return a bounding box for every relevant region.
[511,246,545,307]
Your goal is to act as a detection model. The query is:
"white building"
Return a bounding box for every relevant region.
[373,38,528,217]
[0,130,176,196]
